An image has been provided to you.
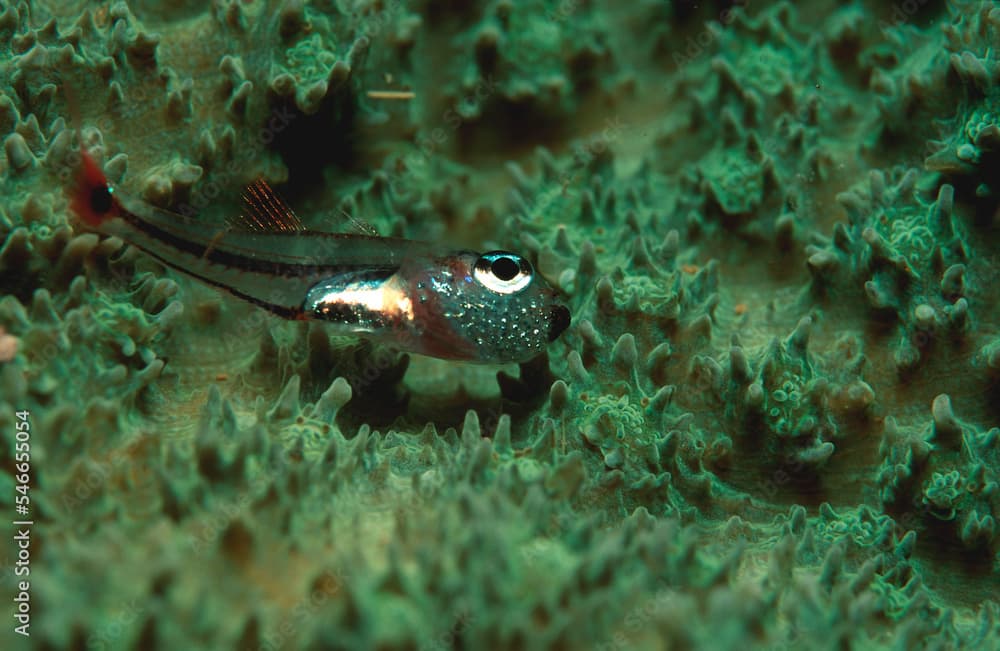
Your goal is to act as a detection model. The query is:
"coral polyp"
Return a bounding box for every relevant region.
[1,0,998,648]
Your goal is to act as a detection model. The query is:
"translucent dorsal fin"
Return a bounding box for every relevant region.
[228,179,305,233]
[339,208,381,237]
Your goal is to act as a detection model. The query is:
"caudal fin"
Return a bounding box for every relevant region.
[61,82,119,228]
[68,148,119,228]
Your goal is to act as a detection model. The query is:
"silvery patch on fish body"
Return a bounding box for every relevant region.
[69,152,571,364]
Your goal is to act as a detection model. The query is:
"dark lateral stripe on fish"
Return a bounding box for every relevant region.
[200,276,307,320]
[122,238,307,320]
[117,205,388,279]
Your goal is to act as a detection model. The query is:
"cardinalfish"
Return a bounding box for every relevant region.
[67,149,571,363]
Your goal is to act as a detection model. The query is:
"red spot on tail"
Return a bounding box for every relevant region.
[69,149,118,228]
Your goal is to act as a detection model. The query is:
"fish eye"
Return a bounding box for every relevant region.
[473,251,533,294]
[90,184,114,214]
[490,255,519,281]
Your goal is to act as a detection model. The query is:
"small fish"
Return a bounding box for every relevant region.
[69,150,571,363]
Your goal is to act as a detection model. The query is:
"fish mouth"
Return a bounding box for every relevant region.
[547,304,571,342]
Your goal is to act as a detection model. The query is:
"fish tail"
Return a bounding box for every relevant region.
[61,81,119,228]
[69,148,119,228]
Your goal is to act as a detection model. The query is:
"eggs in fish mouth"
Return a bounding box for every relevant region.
[460,251,571,361]
[385,249,571,363]
[468,251,572,342]
[548,304,572,342]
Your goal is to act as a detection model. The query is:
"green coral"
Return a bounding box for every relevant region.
[878,395,999,557]
[1,0,1000,648]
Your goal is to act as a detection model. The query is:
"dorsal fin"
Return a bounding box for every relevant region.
[228,179,305,233]
[339,208,381,237]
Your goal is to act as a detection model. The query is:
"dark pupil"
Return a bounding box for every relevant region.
[490,256,519,281]
[90,185,113,214]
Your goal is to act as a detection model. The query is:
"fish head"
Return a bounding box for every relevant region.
[408,250,571,363]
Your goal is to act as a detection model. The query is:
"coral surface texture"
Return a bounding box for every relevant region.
[2,0,999,649]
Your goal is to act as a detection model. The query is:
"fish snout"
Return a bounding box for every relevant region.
[548,304,571,342]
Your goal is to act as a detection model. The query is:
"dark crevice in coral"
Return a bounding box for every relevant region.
[455,98,572,161]
[420,0,483,25]
[269,88,362,197]
[873,0,948,29]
